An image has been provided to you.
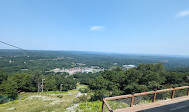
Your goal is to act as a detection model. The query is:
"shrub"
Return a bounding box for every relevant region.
[57,95,63,98]
[79,88,89,93]
[91,89,109,101]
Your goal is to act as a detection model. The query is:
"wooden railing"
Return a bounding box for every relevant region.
[102,86,189,112]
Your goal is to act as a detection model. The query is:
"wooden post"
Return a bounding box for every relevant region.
[104,100,112,111]
[130,92,135,107]
[171,87,175,99]
[102,96,106,112]
[187,88,189,96]
[102,100,105,112]
[153,89,157,103]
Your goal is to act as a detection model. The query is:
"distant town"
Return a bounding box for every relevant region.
[51,66,104,74]
[51,64,136,75]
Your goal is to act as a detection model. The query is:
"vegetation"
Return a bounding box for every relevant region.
[0,84,82,112]
[0,50,189,111]
[88,63,189,100]
[0,71,77,99]
[75,100,129,112]
[1,49,189,74]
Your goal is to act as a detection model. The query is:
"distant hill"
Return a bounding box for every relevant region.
[0,49,189,73]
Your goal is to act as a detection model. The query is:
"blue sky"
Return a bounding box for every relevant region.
[0,0,189,55]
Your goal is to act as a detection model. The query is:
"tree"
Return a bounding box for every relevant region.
[0,78,18,97]
[0,71,7,84]
[44,76,57,91]
[10,73,36,92]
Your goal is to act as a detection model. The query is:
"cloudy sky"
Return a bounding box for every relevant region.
[0,0,189,56]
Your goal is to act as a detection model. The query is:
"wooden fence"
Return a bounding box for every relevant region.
[102,86,189,112]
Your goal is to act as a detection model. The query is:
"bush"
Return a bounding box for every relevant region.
[57,95,63,98]
[79,88,89,93]
[76,100,102,112]
[91,89,109,101]
[78,95,88,102]
[0,96,16,104]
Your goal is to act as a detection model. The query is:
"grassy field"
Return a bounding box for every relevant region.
[0,84,131,112]
[0,84,88,112]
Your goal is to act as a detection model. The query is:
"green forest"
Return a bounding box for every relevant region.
[0,50,189,106]
[73,63,189,101]
[1,49,189,73]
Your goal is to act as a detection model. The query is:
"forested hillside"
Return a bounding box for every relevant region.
[0,71,76,104]
[1,49,189,73]
[74,63,189,100]
[0,50,189,111]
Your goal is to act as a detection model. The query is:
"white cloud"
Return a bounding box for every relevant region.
[89,26,104,31]
[176,10,189,17]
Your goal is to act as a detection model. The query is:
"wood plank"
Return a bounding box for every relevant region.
[134,91,155,96]
[103,99,112,111]
[104,94,132,101]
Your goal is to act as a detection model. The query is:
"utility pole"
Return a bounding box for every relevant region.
[41,79,45,92]
[60,84,63,91]
[37,78,40,92]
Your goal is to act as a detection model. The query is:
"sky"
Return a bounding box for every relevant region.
[0,0,189,56]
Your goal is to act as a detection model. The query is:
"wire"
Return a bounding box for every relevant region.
[0,40,36,55]
[0,40,28,51]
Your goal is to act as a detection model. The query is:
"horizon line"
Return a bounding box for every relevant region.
[1,48,189,58]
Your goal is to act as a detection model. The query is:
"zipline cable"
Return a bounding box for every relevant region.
[0,40,37,55]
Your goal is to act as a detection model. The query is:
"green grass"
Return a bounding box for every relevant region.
[0,84,89,112]
[107,100,129,110]
[0,84,130,112]
[74,100,129,112]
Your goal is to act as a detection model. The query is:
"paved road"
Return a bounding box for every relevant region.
[140,100,189,112]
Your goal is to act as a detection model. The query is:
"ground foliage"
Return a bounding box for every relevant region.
[88,63,189,100]
[0,71,77,98]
